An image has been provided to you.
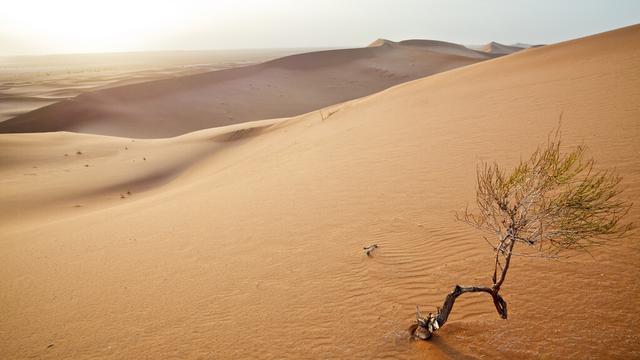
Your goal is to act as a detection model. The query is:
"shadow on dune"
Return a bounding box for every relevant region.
[0,39,517,138]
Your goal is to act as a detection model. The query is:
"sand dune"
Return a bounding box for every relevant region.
[510,42,539,49]
[479,41,526,55]
[1,24,639,359]
[370,38,492,58]
[0,39,499,138]
[0,49,315,124]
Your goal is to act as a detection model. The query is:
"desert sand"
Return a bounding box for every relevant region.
[1,24,639,359]
[0,39,504,138]
[0,49,312,124]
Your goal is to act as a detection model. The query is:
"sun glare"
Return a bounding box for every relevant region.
[1,0,195,54]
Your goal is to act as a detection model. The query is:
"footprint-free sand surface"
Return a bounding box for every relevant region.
[0,40,505,138]
[0,49,317,124]
[1,25,639,359]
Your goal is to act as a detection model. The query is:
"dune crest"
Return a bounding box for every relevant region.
[479,41,524,54]
[0,38,501,138]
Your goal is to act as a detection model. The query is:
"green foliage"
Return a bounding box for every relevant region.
[460,131,632,256]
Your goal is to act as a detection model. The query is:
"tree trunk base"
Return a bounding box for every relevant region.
[408,323,433,340]
[411,284,508,341]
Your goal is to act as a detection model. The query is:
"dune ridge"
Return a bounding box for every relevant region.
[1,24,639,359]
[479,41,525,55]
[0,39,503,138]
[0,49,307,124]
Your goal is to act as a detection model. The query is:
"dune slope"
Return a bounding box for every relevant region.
[0,40,496,138]
[1,25,639,359]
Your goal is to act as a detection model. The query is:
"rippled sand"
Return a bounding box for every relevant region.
[1,25,639,359]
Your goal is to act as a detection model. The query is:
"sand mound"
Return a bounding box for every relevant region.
[1,24,639,359]
[368,39,489,59]
[0,39,497,138]
[480,41,526,55]
[367,38,394,47]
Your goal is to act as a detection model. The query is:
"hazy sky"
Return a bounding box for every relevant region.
[1,0,639,55]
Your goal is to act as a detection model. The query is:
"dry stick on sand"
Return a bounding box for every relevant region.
[363,244,378,256]
[319,108,340,121]
[411,128,632,340]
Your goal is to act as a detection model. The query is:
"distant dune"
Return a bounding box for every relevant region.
[510,42,541,49]
[1,24,639,359]
[479,41,526,55]
[0,39,502,138]
[0,49,312,123]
